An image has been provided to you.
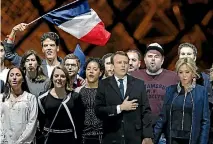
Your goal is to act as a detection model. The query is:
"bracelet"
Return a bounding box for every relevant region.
[8,37,14,41]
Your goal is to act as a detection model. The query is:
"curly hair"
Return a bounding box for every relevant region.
[83,58,105,78]
[40,32,60,46]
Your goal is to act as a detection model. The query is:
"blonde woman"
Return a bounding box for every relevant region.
[154,58,210,144]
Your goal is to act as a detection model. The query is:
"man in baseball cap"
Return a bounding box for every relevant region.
[131,43,179,144]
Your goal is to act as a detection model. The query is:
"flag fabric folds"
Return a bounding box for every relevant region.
[74,44,86,78]
[43,0,111,46]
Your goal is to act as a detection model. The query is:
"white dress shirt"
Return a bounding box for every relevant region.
[114,75,127,114]
[46,64,57,78]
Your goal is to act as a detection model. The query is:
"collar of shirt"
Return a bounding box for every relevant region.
[114,75,127,95]
[114,75,127,83]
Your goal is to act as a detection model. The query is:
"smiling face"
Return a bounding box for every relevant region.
[86,61,102,83]
[8,68,23,90]
[42,38,59,60]
[52,68,67,88]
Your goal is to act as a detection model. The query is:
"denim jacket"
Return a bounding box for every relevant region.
[154,84,210,144]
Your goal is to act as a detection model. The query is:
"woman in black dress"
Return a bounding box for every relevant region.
[75,58,104,144]
[37,65,84,144]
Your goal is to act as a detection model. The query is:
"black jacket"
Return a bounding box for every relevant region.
[95,75,153,144]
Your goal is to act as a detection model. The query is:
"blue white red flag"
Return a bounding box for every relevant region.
[43,0,111,46]
[74,44,86,77]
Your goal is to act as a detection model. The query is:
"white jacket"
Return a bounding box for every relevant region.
[0,91,38,144]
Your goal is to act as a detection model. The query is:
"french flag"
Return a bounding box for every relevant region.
[43,0,111,46]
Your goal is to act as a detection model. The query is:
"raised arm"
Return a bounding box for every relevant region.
[4,23,28,67]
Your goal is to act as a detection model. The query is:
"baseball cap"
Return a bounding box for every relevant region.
[145,43,164,55]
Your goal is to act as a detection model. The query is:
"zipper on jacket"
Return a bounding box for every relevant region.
[169,93,179,144]
[181,92,187,130]
[189,92,194,144]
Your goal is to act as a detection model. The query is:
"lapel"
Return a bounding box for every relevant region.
[109,76,123,100]
[125,75,134,98]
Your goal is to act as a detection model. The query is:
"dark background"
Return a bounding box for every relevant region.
[1,0,213,71]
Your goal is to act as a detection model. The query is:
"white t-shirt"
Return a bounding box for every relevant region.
[46,65,56,78]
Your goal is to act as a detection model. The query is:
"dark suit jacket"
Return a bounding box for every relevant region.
[95,75,153,144]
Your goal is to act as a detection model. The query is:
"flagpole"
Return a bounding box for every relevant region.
[27,0,80,25]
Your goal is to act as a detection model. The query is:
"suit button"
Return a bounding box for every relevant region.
[122,135,124,138]
[122,120,124,123]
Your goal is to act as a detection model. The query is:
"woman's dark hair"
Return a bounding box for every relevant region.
[83,57,105,79]
[2,67,30,102]
[49,65,72,92]
[20,50,47,82]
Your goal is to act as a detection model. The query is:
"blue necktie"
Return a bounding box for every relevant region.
[118,79,124,98]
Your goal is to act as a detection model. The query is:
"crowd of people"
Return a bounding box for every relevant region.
[0,23,213,144]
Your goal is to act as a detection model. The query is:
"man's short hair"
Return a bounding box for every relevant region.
[178,43,197,56]
[64,54,80,67]
[127,49,142,60]
[102,53,114,63]
[41,32,60,46]
[111,51,129,65]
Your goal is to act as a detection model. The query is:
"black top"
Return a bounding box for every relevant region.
[42,93,74,130]
[171,94,192,139]
[79,87,103,136]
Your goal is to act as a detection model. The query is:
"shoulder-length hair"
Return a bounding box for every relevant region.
[20,50,47,82]
[49,65,72,92]
[175,57,200,79]
[2,67,30,102]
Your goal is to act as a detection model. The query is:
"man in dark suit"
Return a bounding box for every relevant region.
[95,51,153,144]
